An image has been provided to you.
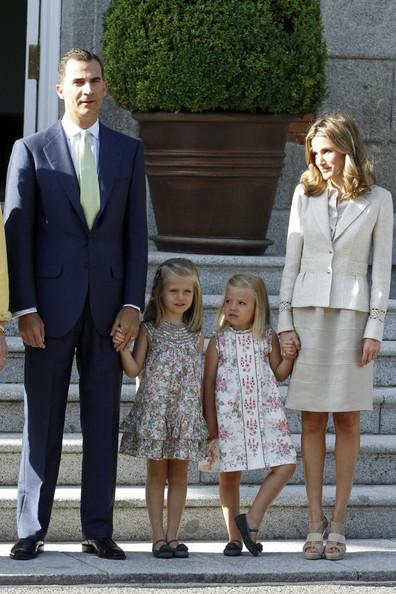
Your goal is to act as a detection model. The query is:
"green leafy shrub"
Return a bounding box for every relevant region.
[103,0,327,113]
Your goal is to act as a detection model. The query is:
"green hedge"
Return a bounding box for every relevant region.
[103,0,327,113]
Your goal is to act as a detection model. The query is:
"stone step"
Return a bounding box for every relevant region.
[1,541,396,587]
[0,484,394,541]
[203,433,396,487]
[148,249,396,299]
[0,383,395,434]
[203,296,396,341]
[3,336,396,386]
[0,383,136,433]
[4,297,396,340]
[148,251,285,295]
[0,433,394,487]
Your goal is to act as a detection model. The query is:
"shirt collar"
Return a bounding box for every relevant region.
[61,114,100,140]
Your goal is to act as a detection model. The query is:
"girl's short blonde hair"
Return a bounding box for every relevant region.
[301,112,375,199]
[144,258,203,332]
[217,274,270,339]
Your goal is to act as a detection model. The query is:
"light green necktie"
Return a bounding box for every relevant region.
[79,130,100,229]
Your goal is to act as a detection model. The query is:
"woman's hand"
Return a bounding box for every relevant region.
[0,332,7,371]
[360,338,381,367]
[281,340,298,360]
[279,330,300,358]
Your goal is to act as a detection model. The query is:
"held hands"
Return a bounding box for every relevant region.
[281,339,298,360]
[19,313,45,348]
[113,328,131,351]
[111,307,140,352]
[279,330,300,360]
[360,338,381,367]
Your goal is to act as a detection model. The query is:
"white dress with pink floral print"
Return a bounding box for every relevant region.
[215,327,296,471]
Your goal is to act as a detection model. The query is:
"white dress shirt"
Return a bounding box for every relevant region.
[328,188,349,240]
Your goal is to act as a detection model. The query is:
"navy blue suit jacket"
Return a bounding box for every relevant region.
[4,120,147,337]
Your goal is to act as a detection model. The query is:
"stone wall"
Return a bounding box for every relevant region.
[60,0,396,260]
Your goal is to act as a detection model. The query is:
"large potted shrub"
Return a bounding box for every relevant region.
[103,0,326,255]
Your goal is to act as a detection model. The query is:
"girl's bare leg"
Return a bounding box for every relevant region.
[146,459,168,546]
[219,471,242,541]
[166,459,189,543]
[246,464,296,541]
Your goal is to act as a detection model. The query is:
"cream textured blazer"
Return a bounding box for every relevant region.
[278,184,394,341]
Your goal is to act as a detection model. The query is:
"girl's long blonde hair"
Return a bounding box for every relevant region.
[144,258,203,332]
[301,112,375,199]
[216,274,270,339]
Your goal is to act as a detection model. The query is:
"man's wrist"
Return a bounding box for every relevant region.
[122,304,141,312]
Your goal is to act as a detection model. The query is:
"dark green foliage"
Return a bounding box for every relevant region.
[103,0,327,113]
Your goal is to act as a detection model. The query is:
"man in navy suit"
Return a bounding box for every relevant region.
[4,48,147,560]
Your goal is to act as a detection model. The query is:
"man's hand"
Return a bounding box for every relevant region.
[0,333,8,370]
[19,313,45,348]
[360,338,380,367]
[111,307,140,352]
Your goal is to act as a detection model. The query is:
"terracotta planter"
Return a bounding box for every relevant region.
[287,113,315,145]
[134,112,294,255]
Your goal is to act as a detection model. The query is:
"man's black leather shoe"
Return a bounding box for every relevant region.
[82,537,126,560]
[10,538,44,560]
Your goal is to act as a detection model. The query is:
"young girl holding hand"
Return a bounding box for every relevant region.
[203,274,296,556]
[114,258,208,559]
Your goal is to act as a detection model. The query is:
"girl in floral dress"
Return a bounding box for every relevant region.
[114,259,207,559]
[203,274,296,556]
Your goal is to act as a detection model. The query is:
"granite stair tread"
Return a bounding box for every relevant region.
[0,483,395,541]
[1,431,396,454]
[0,383,394,401]
[0,431,394,488]
[0,540,396,586]
[0,483,395,505]
[5,336,396,356]
[0,382,136,401]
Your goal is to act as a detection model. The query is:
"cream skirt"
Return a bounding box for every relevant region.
[286,308,373,412]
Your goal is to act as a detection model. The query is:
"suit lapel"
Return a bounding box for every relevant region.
[96,123,122,223]
[310,191,332,244]
[43,122,87,228]
[333,195,370,241]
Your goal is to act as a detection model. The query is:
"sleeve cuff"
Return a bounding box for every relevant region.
[122,304,141,312]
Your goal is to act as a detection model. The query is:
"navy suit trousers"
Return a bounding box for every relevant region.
[17,301,123,540]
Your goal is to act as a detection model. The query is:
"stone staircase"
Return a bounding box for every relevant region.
[0,250,395,541]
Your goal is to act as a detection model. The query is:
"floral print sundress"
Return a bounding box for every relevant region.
[120,320,208,461]
[215,327,296,471]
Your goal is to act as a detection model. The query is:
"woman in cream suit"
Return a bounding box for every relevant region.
[0,206,10,369]
[278,113,393,560]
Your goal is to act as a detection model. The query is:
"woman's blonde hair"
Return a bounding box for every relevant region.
[300,112,375,199]
[217,274,270,339]
[144,258,203,332]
